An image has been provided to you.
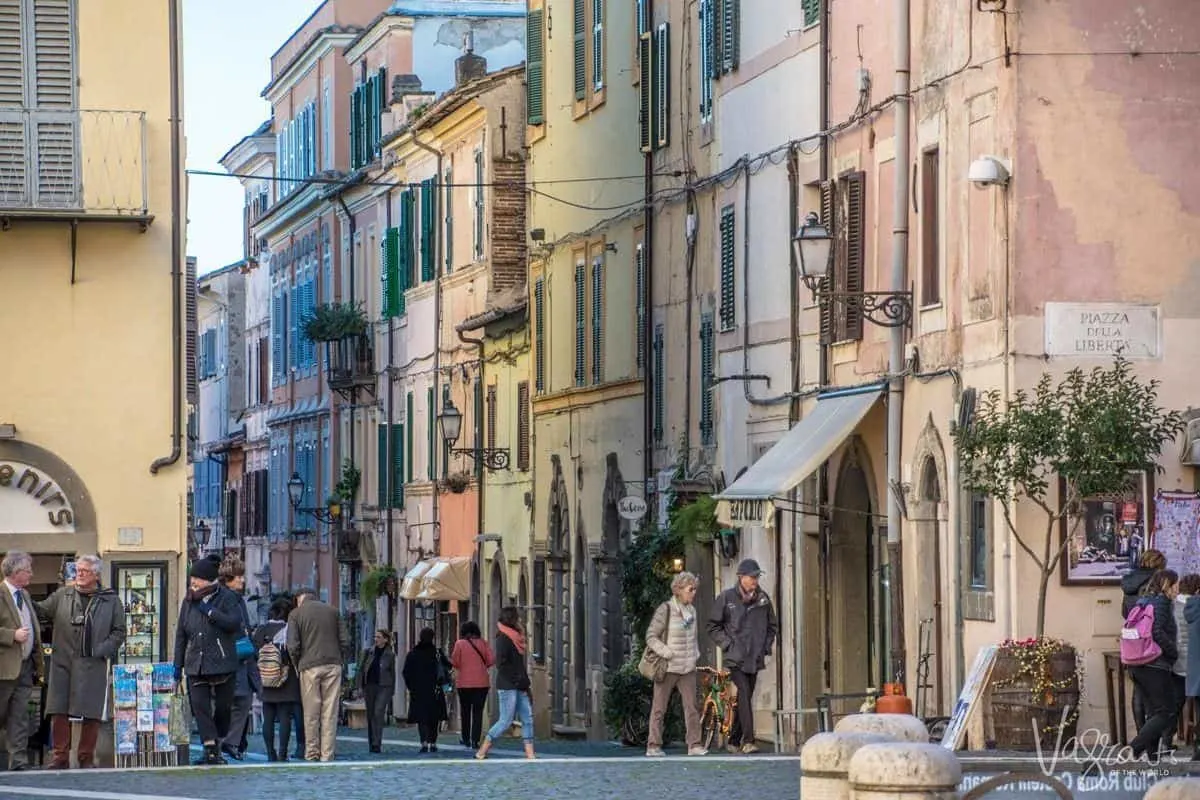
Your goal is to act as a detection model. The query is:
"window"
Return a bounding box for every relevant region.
[802,0,820,27]
[653,24,670,148]
[652,323,665,445]
[719,205,736,330]
[968,492,990,590]
[400,189,417,287]
[699,312,714,446]
[516,381,531,471]
[271,284,288,385]
[635,242,646,374]
[420,176,437,281]
[381,226,402,317]
[444,166,454,273]
[378,423,405,508]
[526,9,545,125]
[427,386,436,481]
[198,329,217,379]
[277,103,317,198]
[591,0,605,92]
[0,0,79,208]
[699,0,714,121]
[574,260,586,387]
[840,172,866,340]
[573,0,586,101]
[322,78,332,171]
[718,0,740,73]
[591,256,604,385]
[534,278,546,393]
[473,149,484,261]
[921,148,941,306]
[350,68,387,170]
[638,28,652,152]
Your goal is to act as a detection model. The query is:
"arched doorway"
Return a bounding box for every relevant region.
[572,531,588,721]
[488,555,505,635]
[547,455,571,725]
[915,456,945,715]
[828,443,883,698]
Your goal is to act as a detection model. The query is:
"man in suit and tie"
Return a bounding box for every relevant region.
[0,551,43,771]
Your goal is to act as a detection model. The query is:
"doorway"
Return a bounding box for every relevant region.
[915,457,945,717]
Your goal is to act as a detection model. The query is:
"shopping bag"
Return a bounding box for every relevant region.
[169,690,192,746]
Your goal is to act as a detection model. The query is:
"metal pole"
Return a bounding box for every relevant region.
[887,0,911,685]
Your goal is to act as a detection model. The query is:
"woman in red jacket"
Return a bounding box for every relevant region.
[451,620,494,749]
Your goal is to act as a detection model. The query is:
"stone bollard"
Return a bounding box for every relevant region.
[1146,778,1200,800]
[799,732,890,800]
[834,712,930,743]
[849,742,962,800]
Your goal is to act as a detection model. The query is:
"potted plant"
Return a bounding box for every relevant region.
[441,470,472,494]
[302,302,368,343]
[360,564,398,607]
[334,460,361,505]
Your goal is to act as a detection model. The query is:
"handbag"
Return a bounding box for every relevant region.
[638,647,667,682]
[235,635,256,661]
[169,690,193,746]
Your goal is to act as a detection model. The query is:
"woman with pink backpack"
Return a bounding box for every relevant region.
[1123,568,1180,761]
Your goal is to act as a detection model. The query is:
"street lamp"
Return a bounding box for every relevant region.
[287,471,342,525]
[792,211,913,328]
[190,520,211,554]
[438,397,510,471]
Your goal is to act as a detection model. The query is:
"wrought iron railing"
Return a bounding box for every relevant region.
[326,333,374,390]
[0,108,149,215]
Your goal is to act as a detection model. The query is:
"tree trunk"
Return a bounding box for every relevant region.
[1036,568,1052,639]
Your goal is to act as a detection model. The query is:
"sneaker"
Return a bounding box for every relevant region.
[645,747,666,757]
[688,746,708,756]
[725,743,741,754]
[741,743,759,754]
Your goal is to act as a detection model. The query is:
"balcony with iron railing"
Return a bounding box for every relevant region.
[0,109,152,225]
[326,333,375,398]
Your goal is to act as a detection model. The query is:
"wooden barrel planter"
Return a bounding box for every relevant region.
[989,639,1081,751]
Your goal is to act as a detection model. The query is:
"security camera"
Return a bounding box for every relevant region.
[968,156,1011,188]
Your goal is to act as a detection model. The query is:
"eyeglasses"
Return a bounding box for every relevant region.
[76,568,97,575]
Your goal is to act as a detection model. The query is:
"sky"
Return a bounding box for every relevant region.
[183,0,325,275]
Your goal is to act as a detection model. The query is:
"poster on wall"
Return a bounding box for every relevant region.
[1060,471,1153,586]
[1151,490,1200,578]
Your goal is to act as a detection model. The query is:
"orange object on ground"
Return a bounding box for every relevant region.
[875,683,914,715]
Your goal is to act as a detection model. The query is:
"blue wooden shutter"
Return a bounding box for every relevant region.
[526,10,545,125]
[591,257,603,385]
[653,324,665,444]
[573,0,586,101]
[377,423,389,508]
[574,261,586,387]
[534,278,546,393]
[391,423,405,507]
[700,0,715,115]
[635,244,646,374]
[719,205,736,330]
[699,312,714,446]
[289,281,301,371]
[406,392,414,483]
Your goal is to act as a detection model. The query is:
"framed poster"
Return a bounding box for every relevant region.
[1059,471,1154,586]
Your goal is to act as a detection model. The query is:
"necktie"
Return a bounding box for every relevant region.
[14,591,22,611]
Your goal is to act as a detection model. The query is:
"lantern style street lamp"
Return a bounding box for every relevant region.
[439,397,510,471]
[288,471,342,525]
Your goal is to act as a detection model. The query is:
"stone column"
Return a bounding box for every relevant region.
[834,712,930,743]
[1146,778,1200,800]
[849,742,962,800]
[800,732,890,800]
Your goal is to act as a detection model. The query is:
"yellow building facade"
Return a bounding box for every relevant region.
[0,0,187,650]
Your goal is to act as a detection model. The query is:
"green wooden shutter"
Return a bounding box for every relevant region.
[654,24,670,148]
[638,32,652,152]
[590,257,603,385]
[426,386,436,480]
[526,10,545,125]
[420,177,436,282]
[443,167,453,273]
[719,0,740,73]
[350,85,361,169]
[400,189,416,289]
[802,0,820,27]
[574,261,585,387]
[844,171,866,341]
[391,423,405,507]
[534,278,546,393]
[406,391,414,483]
[719,204,735,330]
[381,229,394,317]
[377,424,389,508]
[374,67,387,152]
[573,0,586,101]
[699,312,714,446]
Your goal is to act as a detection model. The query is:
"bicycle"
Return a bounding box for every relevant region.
[698,666,738,751]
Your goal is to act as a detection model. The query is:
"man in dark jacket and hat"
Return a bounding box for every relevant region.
[36,554,126,769]
[707,558,778,754]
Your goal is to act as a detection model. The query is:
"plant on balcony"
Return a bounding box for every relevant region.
[334,460,362,504]
[441,471,472,494]
[360,564,398,607]
[303,302,368,343]
[953,355,1184,638]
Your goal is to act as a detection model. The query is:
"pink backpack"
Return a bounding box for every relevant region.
[1120,602,1162,666]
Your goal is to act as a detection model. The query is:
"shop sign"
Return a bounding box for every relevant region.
[0,461,76,533]
[726,498,767,524]
[616,496,647,521]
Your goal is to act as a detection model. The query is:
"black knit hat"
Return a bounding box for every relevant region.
[189,558,219,582]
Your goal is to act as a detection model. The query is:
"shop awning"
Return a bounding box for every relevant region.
[399,560,434,600]
[416,556,472,602]
[713,384,884,529]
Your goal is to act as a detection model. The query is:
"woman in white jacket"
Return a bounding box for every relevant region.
[644,571,706,757]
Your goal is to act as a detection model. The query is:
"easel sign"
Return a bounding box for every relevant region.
[941,645,998,750]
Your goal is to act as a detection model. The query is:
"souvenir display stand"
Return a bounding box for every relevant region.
[112,663,188,767]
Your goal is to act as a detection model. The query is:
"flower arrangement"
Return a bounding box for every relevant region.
[441,471,472,494]
[360,564,398,607]
[992,636,1083,738]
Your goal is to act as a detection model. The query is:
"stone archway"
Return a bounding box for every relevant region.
[910,416,949,716]
[828,438,881,698]
[546,455,571,725]
[599,453,627,670]
[0,439,98,555]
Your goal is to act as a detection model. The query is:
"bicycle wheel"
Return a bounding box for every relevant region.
[623,714,650,748]
[700,701,720,751]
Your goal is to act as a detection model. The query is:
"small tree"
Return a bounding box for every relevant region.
[952,355,1184,638]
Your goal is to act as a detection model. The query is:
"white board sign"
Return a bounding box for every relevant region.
[941,645,998,750]
[617,496,647,521]
[1044,303,1161,359]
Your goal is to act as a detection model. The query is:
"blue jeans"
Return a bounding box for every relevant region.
[486,689,534,743]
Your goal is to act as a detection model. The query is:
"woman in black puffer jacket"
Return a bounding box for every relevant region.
[1129,568,1180,761]
[173,555,245,765]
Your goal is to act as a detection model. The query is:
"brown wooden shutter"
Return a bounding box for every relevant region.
[844,171,866,340]
[517,381,530,471]
[818,179,835,344]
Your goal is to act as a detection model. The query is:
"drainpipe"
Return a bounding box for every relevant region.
[886,0,912,685]
[458,322,487,607]
[641,21,655,513]
[412,132,443,557]
[336,196,358,490]
[150,0,185,477]
[786,144,803,741]
[383,191,395,631]
[817,0,832,698]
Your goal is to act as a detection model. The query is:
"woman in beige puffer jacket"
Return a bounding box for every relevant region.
[644,571,706,757]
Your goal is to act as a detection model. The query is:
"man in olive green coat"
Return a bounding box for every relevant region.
[0,551,44,771]
[37,555,125,769]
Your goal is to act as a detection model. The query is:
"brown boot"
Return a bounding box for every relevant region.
[77,719,100,768]
[46,715,70,769]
